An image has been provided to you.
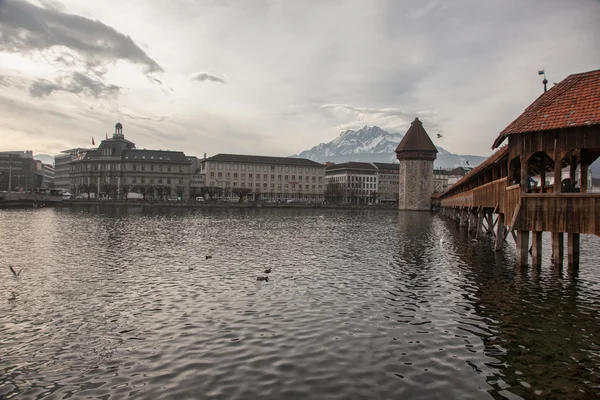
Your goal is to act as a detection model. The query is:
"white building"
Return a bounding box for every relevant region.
[325,162,379,204]
[54,148,88,190]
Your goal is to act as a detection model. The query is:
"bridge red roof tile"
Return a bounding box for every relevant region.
[492,69,600,149]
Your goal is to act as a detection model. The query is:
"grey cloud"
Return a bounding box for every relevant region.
[29,72,120,98]
[191,72,226,84]
[320,104,439,134]
[0,0,163,74]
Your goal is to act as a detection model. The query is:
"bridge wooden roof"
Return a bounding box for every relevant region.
[492,69,600,149]
[441,146,508,196]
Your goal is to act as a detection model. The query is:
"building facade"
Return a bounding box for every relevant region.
[325,162,378,204]
[41,163,55,189]
[200,154,326,202]
[395,118,438,211]
[372,162,399,203]
[0,151,44,191]
[433,168,449,193]
[54,148,89,190]
[70,123,193,199]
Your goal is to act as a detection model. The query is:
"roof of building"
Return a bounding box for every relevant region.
[325,162,378,171]
[447,166,472,176]
[442,146,508,196]
[493,69,600,148]
[205,153,324,167]
[371,162,399,170]
[395,118,438,153]
[123,149,190,163]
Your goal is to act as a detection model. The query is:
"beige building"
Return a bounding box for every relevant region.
[70,123,193,199]
[433,168,449,193]
[372,162,399,203]
[200,154,326,202]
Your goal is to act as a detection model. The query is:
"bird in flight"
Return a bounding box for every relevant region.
[9,266,24,277]
[437,133,443,138]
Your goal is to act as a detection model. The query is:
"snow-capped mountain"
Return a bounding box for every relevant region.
[293,125,487,169]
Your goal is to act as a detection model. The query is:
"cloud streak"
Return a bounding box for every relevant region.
[0,0,163,74]
[29,72,120,99]
[191,72,226,84]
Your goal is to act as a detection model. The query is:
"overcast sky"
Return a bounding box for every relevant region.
[1,0,599,158]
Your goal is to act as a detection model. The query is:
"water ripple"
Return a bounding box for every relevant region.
[0,207,599,399]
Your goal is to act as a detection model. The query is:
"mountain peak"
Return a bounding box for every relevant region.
[294,126,487,168]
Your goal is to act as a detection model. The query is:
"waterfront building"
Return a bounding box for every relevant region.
[395,118,438,210]
[54,148,89,191]
[41,163,55,189]
[325,162,378,204]
[447,166,472,186]
[433,168,449,193]
[0,151,44,191]
[372,162,399,203]
[69,123,193,199]
[200,154,326,202]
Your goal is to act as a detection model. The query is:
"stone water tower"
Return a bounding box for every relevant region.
[395,118,438,210]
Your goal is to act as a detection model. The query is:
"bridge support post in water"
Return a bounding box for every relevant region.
[551,233,564,266]
[531,231,543,267]
[516,230,529,267]
[495,214,505,251]
[476,209,484,239]
[468,209,477,233]
[568,233,580,270]
[460,208,468,228]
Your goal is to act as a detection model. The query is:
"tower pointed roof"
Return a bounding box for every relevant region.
[395,118,438,153]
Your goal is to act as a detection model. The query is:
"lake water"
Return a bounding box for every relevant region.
[1,207,599,399]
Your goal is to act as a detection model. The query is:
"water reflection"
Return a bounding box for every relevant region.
[0,207,598,399]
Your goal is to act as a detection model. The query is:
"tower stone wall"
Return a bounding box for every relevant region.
[395,118,438,211]
[398,159,434,210]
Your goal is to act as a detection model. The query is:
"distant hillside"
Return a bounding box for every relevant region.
[293,125,487,169]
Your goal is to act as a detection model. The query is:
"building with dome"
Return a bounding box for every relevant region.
[69,123,193,199]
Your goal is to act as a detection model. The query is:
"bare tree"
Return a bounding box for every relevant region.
[232,187,252,203]
[175,186,185,200]
[204,186,219,200]
[120,184,131,200]
[155,185,166,201]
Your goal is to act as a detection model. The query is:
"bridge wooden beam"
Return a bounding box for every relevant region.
[495,213,505,251]
[568,233,580,270]
[551,232,564,266]
[516,230,529,267]
[532,231,543,267]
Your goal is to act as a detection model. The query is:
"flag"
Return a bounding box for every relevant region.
[92,137,95,146]
[538,69,545,75]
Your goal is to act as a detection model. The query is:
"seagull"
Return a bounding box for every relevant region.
[257,276,269,282]
[264,268,271,274]
[205,255,212,260]
[9,266,23,277]
[437,133,443,139]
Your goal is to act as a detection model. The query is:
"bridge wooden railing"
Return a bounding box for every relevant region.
[440,177,510,210]
[515,193,600,235]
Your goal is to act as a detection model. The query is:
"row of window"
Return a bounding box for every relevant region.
[207,163,323,174]
[71,163,187,173]
[210,172,322,181]
[72,176,185,185]
[208,181,322,191]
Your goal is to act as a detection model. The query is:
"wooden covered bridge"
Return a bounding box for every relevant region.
[437,69,600,269]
